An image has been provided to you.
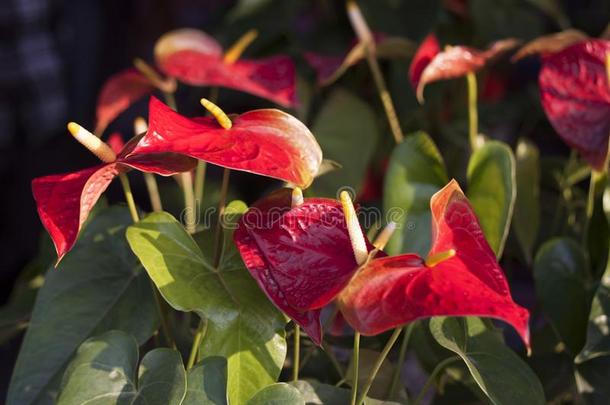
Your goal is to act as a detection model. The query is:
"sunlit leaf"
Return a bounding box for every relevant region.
[246,383,304,405]
[513,139,540,261]
[183,357,228,405]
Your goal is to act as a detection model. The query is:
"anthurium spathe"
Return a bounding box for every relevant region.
[233,188,376,344]
[411,34,519,102]
[32,125,196,263]
[155,28,297,107]
[337,180,531,347]
[131,97,322,188]
[538,39,610,170]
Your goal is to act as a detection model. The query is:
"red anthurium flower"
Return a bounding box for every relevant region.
[409,34,440,90]
[233,188,376,344]
[411,36,519,102]
[132,97,322,188]
[304,33,413,86]
[32,125,196,263]
[337,180,531,347]
[539,39,610,170]
[155,28,298,108]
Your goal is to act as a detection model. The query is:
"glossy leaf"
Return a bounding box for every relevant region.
[57,331,187,405]
[155,28,297,107]
[383,131,448,256]
[539,39,610,170]
[94,69,155,134]
[246,383,304,405]
[183,357,228,405]
[234,188,374,344]
[7,207,158,405]
[338,180,531,346]
[416,38,519,101]
[534,238,589,355]
[290,381,400,405]
[133,97,322,188]
[309,89,379,197]
[126,211,287,404]
[512,29,588,61]
[466,140,516,258]
[513,139,540,261]
[430,317,545,405]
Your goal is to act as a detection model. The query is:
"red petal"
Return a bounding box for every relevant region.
[233,189,371,344]
[155,29,297,107]
[539,39,610,170]
[409,34,440,89]
[95,69,155,134]
[338,180,530,347]
[32,164,121,263]
[416,38,519,101]
[107,132,125,155]
[133,97,321,187]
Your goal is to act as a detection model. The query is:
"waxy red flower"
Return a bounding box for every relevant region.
[233,189,376,344]
[32,129,196,263]
[410,35,519,102]
[539,39,610,170]
[155,29,298,107]
[337,180,530,347]
[132,97,322,188]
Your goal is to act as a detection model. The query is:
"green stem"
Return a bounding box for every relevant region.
[322,341,345,378]
[387,324,414,399]
[118,173,139,222]
[181,172,197,234]
[187,320,207,370]
[356,328,402,405]
[213,168,231,267]
[350,332,361,405]
[583,171,605,246]
[292,324,301,382]
[164,91,178,111]
[466,72,478,152]
[143,173,163,212]
[413,356,461,405]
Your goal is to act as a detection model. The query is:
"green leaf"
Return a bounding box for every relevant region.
[467,141,516,258]
[290,381,401,404]
[310,88,380,198]
[430,317,545,405]
[534,238,589,356]
[183,357,228,405]
[247,383,304,405]
[126,211,287,404]
[513,139,541,262]
[8,207,158,405]
[383,132,448,256]
[57,330,186,405]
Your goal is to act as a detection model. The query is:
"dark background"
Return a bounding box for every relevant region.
[1,0,609,399]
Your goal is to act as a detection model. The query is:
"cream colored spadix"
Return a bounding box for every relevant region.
[133,116,148,135]
[373,221,397,250]
[200,98,232,129]
[340,191,368,265]
[67,122,116,163]
[425,249,456,268]
[291,187,304,207]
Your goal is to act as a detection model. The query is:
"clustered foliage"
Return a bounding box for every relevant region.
[4,1,610,405]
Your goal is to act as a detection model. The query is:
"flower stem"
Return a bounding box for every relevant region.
[349,332,361,405]
[583,170,606,246]
[187,319,207,370]
[413,356,460,405]
[213,168,231,267]
[387,323,414,399]
[143,173,163,212]
[118,172,174,348]
[292,324,301,382]
[356,328,402,405]
[181,172,197,234]
[466,72,478,152]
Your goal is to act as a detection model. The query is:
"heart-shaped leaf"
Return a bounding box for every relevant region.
[309,89,380,197]
[430,317,545,405]
[8,207,159,405]
[234,188,374,344]
[513,139,540,262]
[246,383,304,405]
[95,69,155,134]
[155,29,297,107]
[539,39,610,170]
[290,380,401,404]
[511,29,588,61]
[466,140,516,258]
[338,180,530,346]
[57,330,186,405]
[126,210,287,404]
[133,97,322,188]
[383,131,448,256]
[183,357,227,405]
